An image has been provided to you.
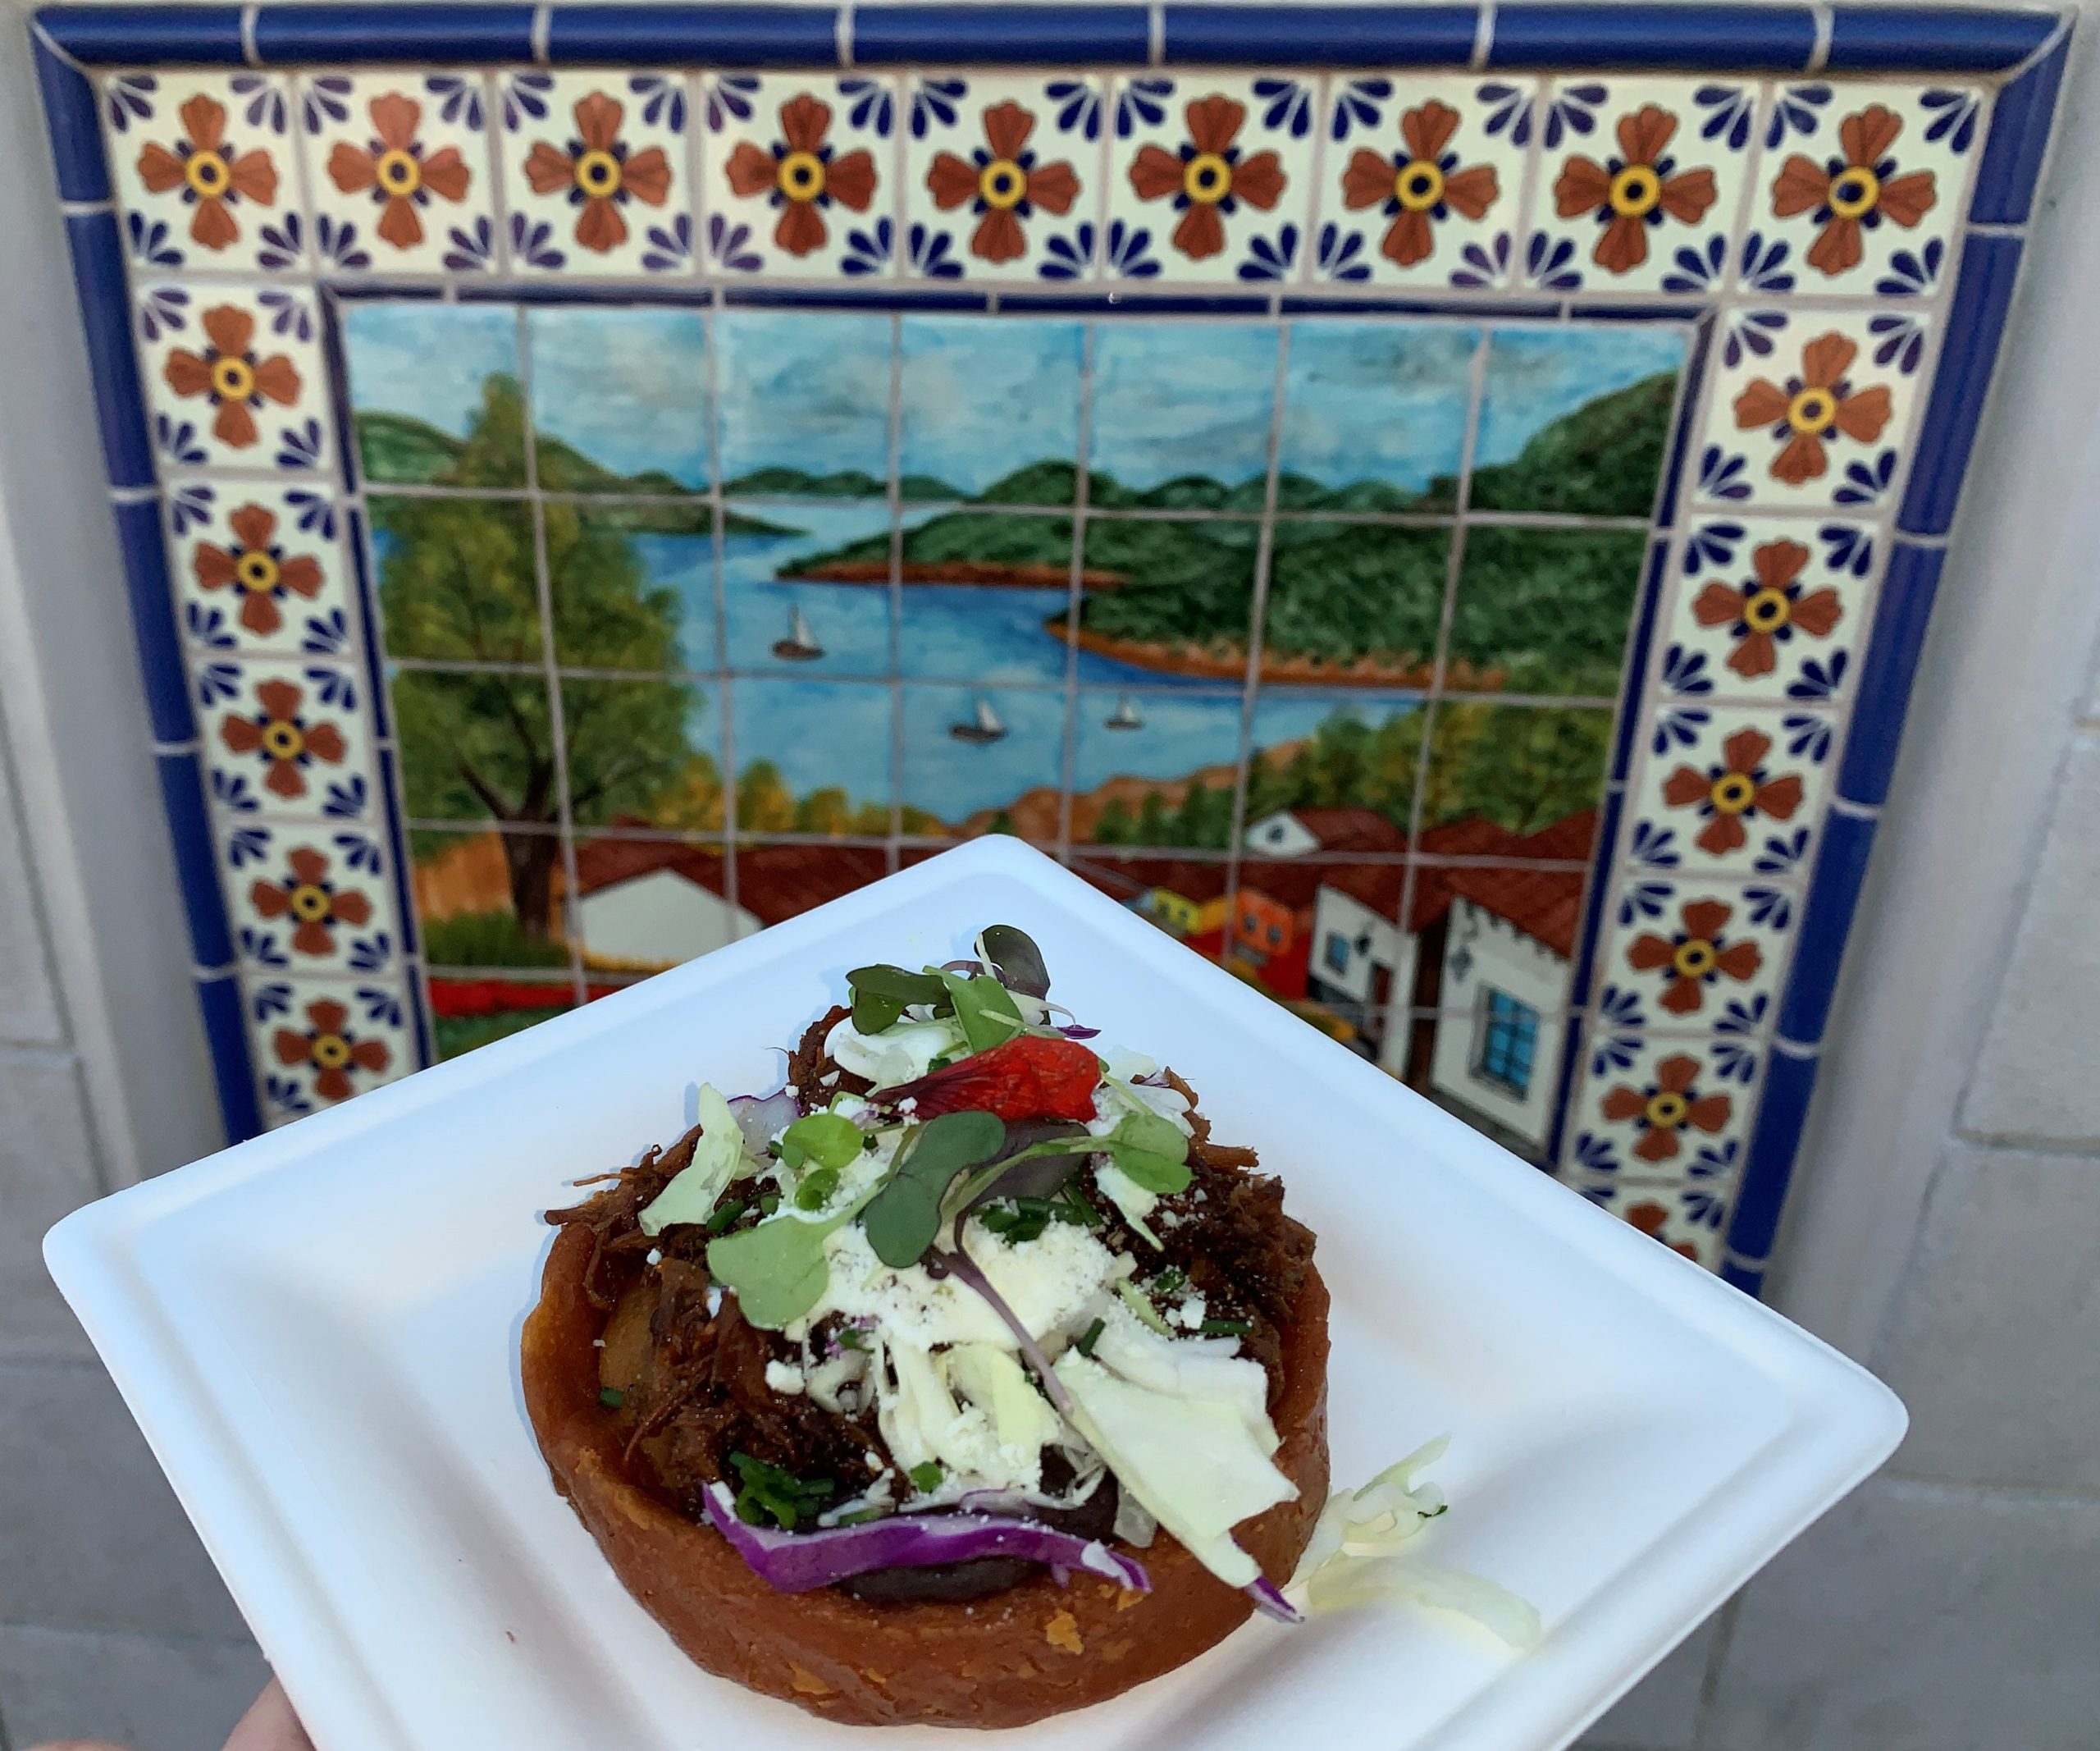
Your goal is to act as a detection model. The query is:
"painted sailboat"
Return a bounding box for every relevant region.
[949,695,1007,744]
[1103,694,1144,731]
[771,603,824,661]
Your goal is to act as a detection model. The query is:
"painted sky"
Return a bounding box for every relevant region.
[714,309,892,484]
[341,303,519,437]
[733,677,894,805]
[1090,322,1280,491]
[1276,322,1480,491]
[902,685,1068,820]
[529,308,710,487]
[898,318,1084,496]
[1073,688,1245,793]
[1474,323,1691,470]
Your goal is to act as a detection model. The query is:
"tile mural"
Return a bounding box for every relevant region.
[38,1,2066,1295]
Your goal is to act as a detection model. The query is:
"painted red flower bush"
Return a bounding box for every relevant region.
[1661,726,1805,857]
[193,503,322,637]
[1732,331,1892,485]
[218,679,346,800]
[724,94,877,257]
[163,305,300,450]
[274,998,389,1103]
[1340,99,1498,267]
[1692,538,1843,679]
[1553,104,1717,274]
[524,92,672,254]
[1128,94,1285,261]
[1771,103,1937,277]
[925,100,1079,263]
[1602,1054,1732,1163]
[1626,898,1762,1015]
[250,847,373,957]
[135,94,278,250]
[326,92,472,251]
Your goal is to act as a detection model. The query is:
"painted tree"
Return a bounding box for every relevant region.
[379,374,694,940]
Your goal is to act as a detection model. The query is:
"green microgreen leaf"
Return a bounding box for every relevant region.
[1098,1110,1192,1195]
[728,1451,833,1531]
[907,1461,944,1493]
[847,963,951,1008]
[940,970,1026,1055]
[851,989,906,1036]
[783,1113,864,1173]
[706,1177,883,1328]
[794,1166,842,1211]
[861,1110,1007,1269]
[976,926,1050,999]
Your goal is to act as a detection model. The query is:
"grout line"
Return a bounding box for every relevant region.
[1471,3,1496,72]
[531,4,552,66]
[30,17,89,75]
[1296,75,1332,292]
[837,1,856,68]
[1828,794,1880,821]
[1771,1033,1819,1059]
[1147,3,1165,67]
[883,307,906,874]
[1219,325,1299,953]
[1806,4,1833,75]
[59,198,115,218]
[2002,11,2073,83]
[1055,321,1098,861]
[240,2,260,67]
[107,484,158,505]
[702,285,741,926]
[512,304,588,1007]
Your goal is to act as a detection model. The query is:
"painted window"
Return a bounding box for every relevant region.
[1477,990,1539,1097]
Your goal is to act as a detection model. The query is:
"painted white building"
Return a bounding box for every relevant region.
[1305,880,1413,1064]
[1243,806,1406,857]
[577,868,757,970]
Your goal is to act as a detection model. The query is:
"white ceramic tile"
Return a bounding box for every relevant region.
[1313,75,1536,290]
[106,71,300,273]
[1628,706,1833,877]
[249,976,415,1122]
[299,71,500,273]
[701,73,896,278]
[1661,518,1877,706]
[1526,77,1763,295]
[1102,72,1319,282]
[1562,1027,1761,1185]
[901,73,1103,284]
[166,478,352,657]
[1696,307,1928,511]
[136,283,332,477]
[1595,876,1792,1030]
[197,656,378,821]
[498,71,692,277]
[1577,1172,1737,1269]
[1755,81,1986,295]
[223,818,403,980]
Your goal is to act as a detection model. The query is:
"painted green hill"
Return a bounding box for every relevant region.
[1464,370,1679,517]
[722,465,964,501]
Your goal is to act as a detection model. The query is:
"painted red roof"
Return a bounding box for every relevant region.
[567,838,888,927]
[1440,863,1588,958]
[1267,807,1408,854]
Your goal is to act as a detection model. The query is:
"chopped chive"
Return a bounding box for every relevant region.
[1198,1318,1253,1337]
[1076,1317,1105,1358]
[1154,1265,1186,1295]
[837,1325,868,1352]
[907,1461,944,1493]
[705,1198,746,1235]
[757,1192,780,1216]
[598,1387,625,1409]
[833,1508,884,1525]
[862,1132,880,1151]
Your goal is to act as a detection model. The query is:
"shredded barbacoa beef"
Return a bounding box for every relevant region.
[546,1031,1314,1598]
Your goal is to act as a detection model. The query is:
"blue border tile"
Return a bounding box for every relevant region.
[198,972,262,1142]
[377,747,422,965]
[253,3,535,62]
[157,750,235,969]
[1278,295,1563,320]
[1654,318,1712,532]
[1825,3,2059,70]
[1727,1045,1818,1260]
[38,4,244,64]
[857,3,1146,63]
[1899,234,2024,537]
[31,30,107,203]
[1836,541,1944,807]
[1609,538,1671,784]
[1972,25,2071,225]
[550,3,837,65]
[1719,1255,1764,1295]
[62,213,153,490]
[1777,807,1878,1045]
[1566,784,1625,1016]
[1489,4,1816,69]
[114,500,196,745]
[345,508,391,743]
[1162,4,1475,65]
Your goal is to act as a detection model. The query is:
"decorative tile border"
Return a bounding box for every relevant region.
[30,2,2072,1301]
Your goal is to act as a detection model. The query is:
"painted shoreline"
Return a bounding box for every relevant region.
[1069,624,1467,690]
[783,560,1125,590]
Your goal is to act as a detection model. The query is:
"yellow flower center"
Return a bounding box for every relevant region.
[1673,939,1718,980]
[573,148,623,199]
[1608,163,1662,217]
[1742,585,1792,633]
[1645,1090,1689,1130]
[1394,158,1445,212]
[1710,771,1759,816]
[978,158,1028,210]
[210,355,256,402]
[1788,387,1838,434]
[235,551,281,595]
[1828,166,1881,219]
[185,149,231,199]
[375,148,422,196]
[288,882,333,923]
[261,720,305,761]
[310,1032,352,1071]
[1184,152,1233,205]
[777,149,825,202]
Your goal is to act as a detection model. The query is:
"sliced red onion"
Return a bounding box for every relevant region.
[935,1241,1076,1418]
[1244,1575,1303,1624]
[729,1088,801,1146]
[703,1484,1149,1594]
[1058,1024,1102,1040]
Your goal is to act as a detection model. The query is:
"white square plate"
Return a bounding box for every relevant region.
[47,838,1904,1751]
